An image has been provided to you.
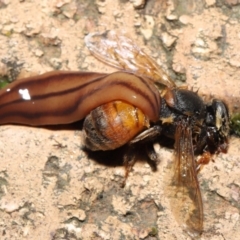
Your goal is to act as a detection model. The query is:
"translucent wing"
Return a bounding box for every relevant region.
[85,31,176,89]
[165,120,203,237]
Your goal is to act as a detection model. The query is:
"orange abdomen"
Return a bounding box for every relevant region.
[83,101,150,151]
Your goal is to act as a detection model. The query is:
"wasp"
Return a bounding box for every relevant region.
[0,31,229,236]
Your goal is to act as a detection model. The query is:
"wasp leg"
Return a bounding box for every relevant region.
[129,125,162,145]
[196,151,212,173]
[122,125,162,187]
[145,143,158,172]
[122,146,136,187]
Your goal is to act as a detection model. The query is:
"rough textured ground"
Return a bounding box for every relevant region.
[0,0,239,239]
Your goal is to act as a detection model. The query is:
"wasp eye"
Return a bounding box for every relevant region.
[212,99,229,138]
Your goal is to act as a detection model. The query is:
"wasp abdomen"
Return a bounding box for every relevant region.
[83,101,150,151]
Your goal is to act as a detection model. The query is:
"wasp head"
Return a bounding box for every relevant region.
[205,99,230,154]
